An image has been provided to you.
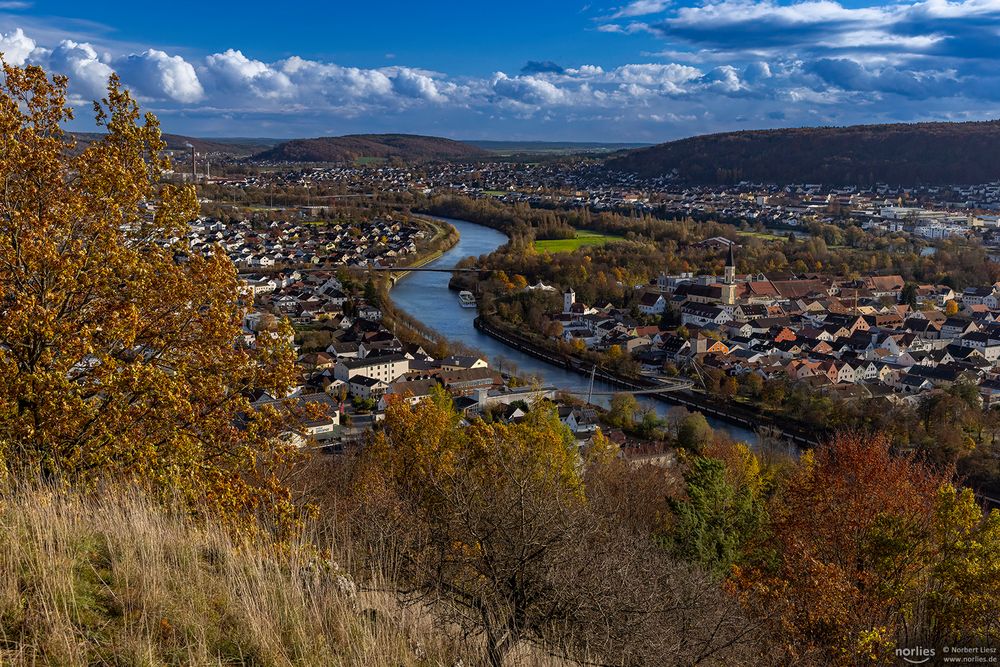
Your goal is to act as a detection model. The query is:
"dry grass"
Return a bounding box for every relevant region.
[0,481,460,666]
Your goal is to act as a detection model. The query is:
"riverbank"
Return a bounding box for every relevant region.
[377,218,463,356]
[390,216,460,279]
[387,216,760,444]
[474,316,819,448]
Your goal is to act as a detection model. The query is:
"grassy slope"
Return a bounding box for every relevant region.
[0,484,457,666]
[534,230,624,253]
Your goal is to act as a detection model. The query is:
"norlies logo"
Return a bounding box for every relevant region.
[896,647,936,664]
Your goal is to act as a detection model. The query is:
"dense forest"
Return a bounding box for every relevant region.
[606,120,1000,185]
[252,133,487,163]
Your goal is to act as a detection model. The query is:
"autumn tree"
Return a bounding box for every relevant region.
[913,484,1000,648]
[675,410,713,452]
[739,371,764,399]
[0,64,299,526]
[720,374,739,398]
[738,433,953,664]
[605,392,639,429]
[356,392,768,666]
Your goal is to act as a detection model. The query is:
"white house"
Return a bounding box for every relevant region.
[334,354,410,384]
[681,303,732,327]
[638,292,668,316]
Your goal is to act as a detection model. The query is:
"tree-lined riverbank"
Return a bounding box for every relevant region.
[388,216,760,444]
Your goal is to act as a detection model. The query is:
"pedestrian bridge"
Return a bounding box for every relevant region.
[572,378,695,396]
[367,266,482,273]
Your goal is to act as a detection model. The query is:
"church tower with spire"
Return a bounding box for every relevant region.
[721,243,738,305]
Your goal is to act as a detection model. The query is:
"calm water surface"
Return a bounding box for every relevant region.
[390,216,758,444]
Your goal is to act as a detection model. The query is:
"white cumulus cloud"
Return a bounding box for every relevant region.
[204,49,293,99]
[612,0,672,18]
[45,40,113,98]
[390,67,446,102]
[115,49,203,103]
[491,72,568,106]
[0,27,35,66]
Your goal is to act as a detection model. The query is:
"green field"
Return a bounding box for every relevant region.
[534,230,624,253]
[737,230,787,242]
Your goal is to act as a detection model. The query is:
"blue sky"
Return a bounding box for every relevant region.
[2,0,999,141]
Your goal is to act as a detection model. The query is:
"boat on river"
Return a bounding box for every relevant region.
[458,290,477,308]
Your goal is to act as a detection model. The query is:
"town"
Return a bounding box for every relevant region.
[179,157,1000,457]
[182,189,1000,468]
[198,158,1000,245]
[195,214,599,450]
[550,239,1000,408]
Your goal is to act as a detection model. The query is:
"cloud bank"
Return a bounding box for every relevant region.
[2,0,1000,140]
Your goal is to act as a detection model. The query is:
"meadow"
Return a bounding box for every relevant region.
[534,230,624,252]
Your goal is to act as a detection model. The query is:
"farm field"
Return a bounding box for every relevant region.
[534,230,625,252]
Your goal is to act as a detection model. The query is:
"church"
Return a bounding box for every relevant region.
[675,243,739,307]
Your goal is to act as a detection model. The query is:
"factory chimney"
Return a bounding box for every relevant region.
[185,142,196,181]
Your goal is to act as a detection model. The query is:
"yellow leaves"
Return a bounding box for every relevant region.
[704,440,766,500]
[0,62,302,535]
[934,484,981,537]
[854,626,891,663]
[929,483,1000,640]
[798,449,816,477]
[368,393,585,515]
[584,427,619,468]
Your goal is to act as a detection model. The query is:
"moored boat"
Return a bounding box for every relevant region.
[458,290,477,308]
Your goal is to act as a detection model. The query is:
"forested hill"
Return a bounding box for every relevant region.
[605,120,1000,185]
[251,133,488,163]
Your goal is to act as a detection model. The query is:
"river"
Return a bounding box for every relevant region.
[390,216,758,444]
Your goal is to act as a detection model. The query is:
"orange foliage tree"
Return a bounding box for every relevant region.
[736,432,1000,663]
[0,63,300,527]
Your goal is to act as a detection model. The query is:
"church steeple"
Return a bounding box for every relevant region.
[724,242,736,286]
[721,242,738,306]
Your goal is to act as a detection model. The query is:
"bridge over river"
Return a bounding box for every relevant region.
[388,216,765,446]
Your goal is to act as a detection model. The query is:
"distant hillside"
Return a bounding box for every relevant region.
[72,132,278,156]
[467,140,650,156]
[161,134,279,155]
[606,121,1000,185]
[252,134,487,163]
